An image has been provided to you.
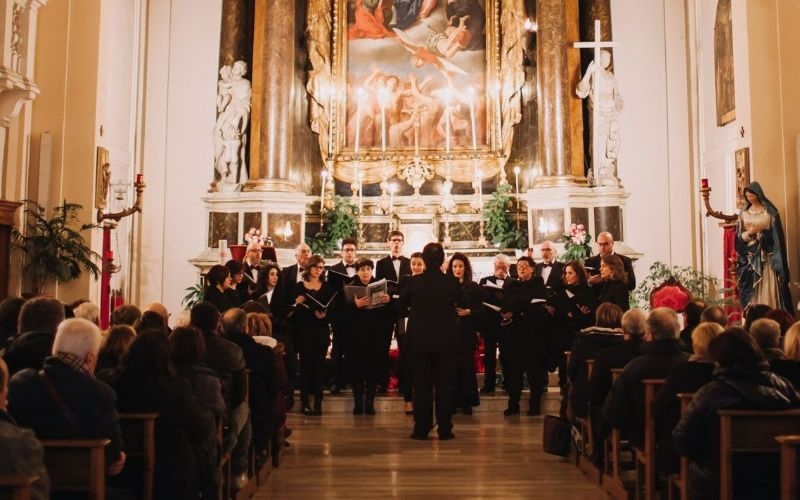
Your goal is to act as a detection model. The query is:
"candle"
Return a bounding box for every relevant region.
[358,172,364,213]
[444,89,452,159]
[320,169,328,209]
[377,85,388,156]
[513,166,521,212]
[468,88,477,156]
[136,173,144,184]
[389,182,396,214]
[328,86,335,157]
[701,178,709,189]
[355,87,365,160]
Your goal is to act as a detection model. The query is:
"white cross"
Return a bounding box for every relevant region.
[573,20,620,173]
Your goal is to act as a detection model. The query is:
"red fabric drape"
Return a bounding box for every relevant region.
[723,226,741,323]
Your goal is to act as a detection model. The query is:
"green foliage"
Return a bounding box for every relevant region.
[182,282,205,310]
[483,183,528,249]
[562,224,593,262]
[630,261,731,311]
[306,196,359,257]
[11,200,100,294]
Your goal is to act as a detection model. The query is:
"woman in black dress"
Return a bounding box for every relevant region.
[289,254,337,416]
[594,254,630,312]
[446,252,482,415]
[204,264,236,313]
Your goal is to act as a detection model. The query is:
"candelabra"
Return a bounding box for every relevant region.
[700,178,738,226]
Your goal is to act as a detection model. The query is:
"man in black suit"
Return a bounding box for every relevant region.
[327,238,358,394]
[534,240,565,291]
[374,231,412,392]
[584,232,636,290]
[280,243,311,295]
[477,254,513,393]
[398,242,466,440]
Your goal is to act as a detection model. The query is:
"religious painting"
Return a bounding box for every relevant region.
[95,146,110,210]
[323,0,500,183]
[714,0,735,126]
[734,147,750,210]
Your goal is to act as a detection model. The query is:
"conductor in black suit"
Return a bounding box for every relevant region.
[374,230,412,391]
[534,240,565,291]
[398,242,466,440]
[584,232,636,290]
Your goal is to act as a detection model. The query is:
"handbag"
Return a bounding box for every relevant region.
[542,414,572,457]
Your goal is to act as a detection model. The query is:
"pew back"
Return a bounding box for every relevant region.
[41,439,109,500]
[0,475,37,500]
[119,412,158,500]
[775,435,800,500]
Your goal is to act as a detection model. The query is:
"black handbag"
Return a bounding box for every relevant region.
[542,414,572,457]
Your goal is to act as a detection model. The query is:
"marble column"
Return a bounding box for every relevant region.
[218,0,253,69]
[535,0,583,187]
[246,0,296,192]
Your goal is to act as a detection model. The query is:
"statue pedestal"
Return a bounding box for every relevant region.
[521,185,640,260]
[190,191,313,273]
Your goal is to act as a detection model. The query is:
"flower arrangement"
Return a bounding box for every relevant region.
[562,223,592,261]
[244,227,265,246]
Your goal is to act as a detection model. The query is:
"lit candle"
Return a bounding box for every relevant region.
[476,169,483,199]
[377,85,388,156]
[136,173,144,184]
[358,171,364,213]
[494,82,502,146]
[355,87,365,160]
[389,182,396,214]
[328,85,335,158]
[444,88,452,159]
[320,169,328,209]
[468,88,477,157]
[513,165,521,212]
[701,178,709,189]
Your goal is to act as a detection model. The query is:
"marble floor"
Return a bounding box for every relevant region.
[254,410,608,499]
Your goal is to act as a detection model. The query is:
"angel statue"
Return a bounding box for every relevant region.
[212,60,252,192]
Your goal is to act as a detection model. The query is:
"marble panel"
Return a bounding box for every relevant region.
[268,214,302,249]
[243,212,262,234]
[594,206,622,239]
[531,208,564,244]
[208,212,239,247]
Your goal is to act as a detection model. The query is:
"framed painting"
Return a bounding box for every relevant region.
[714,0,735,126]
[734,147,749,210]
[329,0,501,183]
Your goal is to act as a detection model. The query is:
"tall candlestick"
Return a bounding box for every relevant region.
[377,86,388,157]
[355,87,364,159]
[328,85,335,157]
[358,172,363,213]
[320,169,328,209]
[389,182,396,214]
[445,90,451,159]
[468,88,477,156]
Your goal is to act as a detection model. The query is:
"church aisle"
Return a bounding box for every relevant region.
[255,411,608,499]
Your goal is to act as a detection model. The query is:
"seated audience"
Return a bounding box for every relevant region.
[679,299,706,353]
[0,296,25,351]
[602,308,689,447]
[113,330,216,499]
[133,310,168,335]
[0,357,49,500]
[700,305,729,328]
[770,322,800,388]
[651,321,723,473]
[3,297,65,375]
[72,301,100,326]
[567,303,624,419]
[8,318,126,475]
[673,327,800,499]
[743,303,771,331]
[110,304,141,327]
[95,324,137,380]
[749,318,785,361]
[765,308,794,337]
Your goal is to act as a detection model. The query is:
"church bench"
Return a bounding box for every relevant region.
[667,392,694,500]
[633,378,665,500]
[718,409,800,500]
[775,435,800,500]
[0,475,38,500]
[118,412,158,500]
[601,368,632,500]
[40,438,109,500]
[577,359,602,483]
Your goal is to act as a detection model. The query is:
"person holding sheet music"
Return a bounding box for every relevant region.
[289,255,337,416]
[327,238,359,394]
[584,232,636,290]
[446,253,482,415]
[225,260,249,305]
[204,264,238,313]
[534,240,565,291]
[478,254,514,394]
[593,254,630,312]
[347,258,391,415]
[498,256,551,416]
[375,230,412,392]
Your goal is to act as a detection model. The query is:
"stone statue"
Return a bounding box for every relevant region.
[212,60,251,192]
[576,49,623,187]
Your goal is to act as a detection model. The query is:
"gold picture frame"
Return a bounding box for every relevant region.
[735,147,750,210]
[95,146,110,210]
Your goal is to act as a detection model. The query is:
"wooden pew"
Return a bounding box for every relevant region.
[667,392,694,500]
[634,378,666,500]
[718,409,800,500]
[602,368,632,500]
[0,475,38,500]
[41,438,109,500]
[577,359,602,483]
[775,435,800,500]
[119,412,158,500]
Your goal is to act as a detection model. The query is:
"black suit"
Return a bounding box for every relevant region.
[374,255,412,389]
[585,253,636,291]
[281,264,301,301]
[535,261,565,291]
[398,270,467,437]
[477,275,515,391]
[327,261,357,388]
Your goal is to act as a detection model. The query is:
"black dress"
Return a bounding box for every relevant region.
[455,280,482,412]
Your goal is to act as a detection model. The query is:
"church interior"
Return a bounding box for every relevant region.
[0,0,798,498]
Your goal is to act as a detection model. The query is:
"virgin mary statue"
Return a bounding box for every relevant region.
[735,182,793,313]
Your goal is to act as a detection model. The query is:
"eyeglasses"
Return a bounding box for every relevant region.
[389,239,403,243]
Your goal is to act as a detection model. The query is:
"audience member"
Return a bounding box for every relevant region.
[602,308,689,447]
[3,297,65,375]
[765,308,794,336]
[770,322,800,388]
[133,310,168,335]
[0,357,49,500]
[749,318,785,361]
[8,318,126,475]
[679,299,706,353]
[673,327,800,499]
[110,304,141,327]
[144,302,170,326]
[700,305,728,328]
[73,301,100,326]
[743,303,771,331]
[0,296,25,350]
[95,324,136,380]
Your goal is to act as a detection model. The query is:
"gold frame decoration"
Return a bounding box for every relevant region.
[734,147,750,209]
[95,146,110,210]
[307,0,520,185]
[714,0,736,126]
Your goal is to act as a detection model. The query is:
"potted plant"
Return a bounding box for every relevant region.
[306,195,359,257]
[11,200,100,295]
[562,223,593,261]
[630,261,732,311]
[483,183,528,250]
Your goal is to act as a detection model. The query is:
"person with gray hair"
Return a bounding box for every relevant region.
[8,318,126,477]
[601,308,689,448]
[72,301,100,326]
[700,305,728,328]
[749,318,784,361]
[477,252,514,393]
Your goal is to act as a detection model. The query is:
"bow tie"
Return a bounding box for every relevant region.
[346,264,356,269]
[391,256,402,261]
[542,263,553,268]
[298,267,304,272]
